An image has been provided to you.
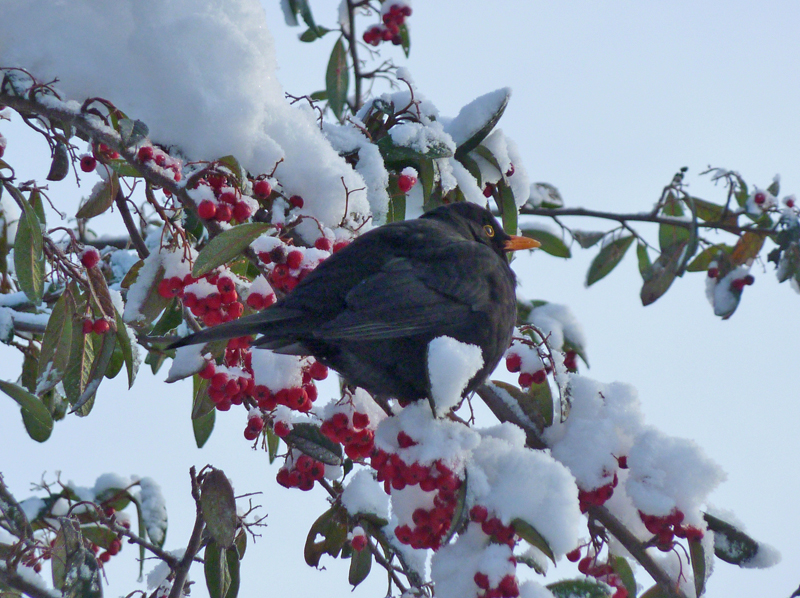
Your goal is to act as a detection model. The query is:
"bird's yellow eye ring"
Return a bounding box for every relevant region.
[483,224,495,237]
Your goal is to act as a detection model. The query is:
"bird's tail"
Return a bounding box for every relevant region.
[167,307,304,350]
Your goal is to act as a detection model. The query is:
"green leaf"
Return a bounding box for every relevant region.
[288,423,344,465]
[689,537,708,598]
[572,230,605,249]
[304,508,347,567]
[80,524,117,550]
[192,222,272,278]
[0,379,53,442]
[28,188,47,226]
[217,155,245,187]
[348,541,372,587]
[36,292,74,394]
[489,380,550,432]
[76,173,119,219]
[693,197,729,223]
[64,308,97,415]
[398,22,411,58]
[300,26,330,42]
[205,540,231,598]
[453,88,510,158]
[114,309,138,387]
[456,152,483,188]
[703,512,760,566]
[443,474,468,546]
[585,235,634,287]
[636,242,651,280]
[58,518,103,598]
[326,38,349,120]
[150,297,183,336]
[71,329,117,413]
[498,182,518,237]
[511,518,555,563]
[200,469,238,548]
[310,90,327,101]
[659,193,690,253]
[265,427,280,464]
[610,556,637,598]
[730,231,765,266]
[419,158,435,204]
[9,185,44,305]
[378,136,454,166]
[767,177,780,197]
[192,377,216,447]
[547,578,612,598]
[0,477,34,540]
[46,140,70,181]
[640,247,683,306]
[522,227,571,258]
[193,410,216,449]
[386,176,406,224]
[104,340,125,379]
[294,0,319,33]
[686,244,732,272]
[639,586,670,598]
[118,118,149,147]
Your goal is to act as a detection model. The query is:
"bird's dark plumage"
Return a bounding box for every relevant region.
[170,202,538,403]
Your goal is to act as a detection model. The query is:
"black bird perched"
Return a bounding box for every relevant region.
[170,202,539,404]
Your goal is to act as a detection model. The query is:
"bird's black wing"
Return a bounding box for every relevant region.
[315,240,504,341]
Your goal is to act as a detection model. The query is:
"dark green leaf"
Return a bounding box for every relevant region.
[547,578,612,598]
[114,309,137,387]
[287,422,344,465]
[205,540,231,598]
[294,0,319,33]
[419,159,435,204]
[703,512,759,565]
[498,182,518,237]
[76,173,119,219]
[80,525,117,550]
[378,136,453,166]
[217,155,245,187]
[64,313,97,416]
[453,88,510,158]
[118,119,149,147]
[193,223,272,278]
[37,292,74,394]
[456,152,483,188]
[71,329,116,413]
[490,380,550,433]
[46,141,70,181]
[443,473,468,546]
[659,193,690,253]
[686,244,732,272]
[636,242,651,280]
[310,90,327,101]
[150,297,183,336]
[572,230,605,249]
[585,235,634,287]
[11,187,45,305]
[200,469,238,548]
[511,518,555,563]
[692,197,728,223]
[326,38,349,120]
[193,409,215,449]
[386,176,406,224]
[59,518,103,598]
[767,177,780,197]
[281,0,299,25]
[104,340,125,379]
[300,26,330,42]
[304,508,347,567]
[0,478,33,540]
[28,188,47,226]
[348,541,372,587]
[522,227,571,258]
[689,537,707,598]
[640,247,682,306]
[398,22,411,58]
[0,379,53,442]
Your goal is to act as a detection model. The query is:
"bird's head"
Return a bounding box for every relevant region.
[421,202,540,256]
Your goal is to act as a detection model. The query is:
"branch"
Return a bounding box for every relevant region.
[588,505,689,598]
[167,468,206,598]
[345,0,363,112]
[521,205,773,237]
[0,566,55,598]
[114,188,149,259]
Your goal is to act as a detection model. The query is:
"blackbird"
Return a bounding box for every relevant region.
[170,202,539,403]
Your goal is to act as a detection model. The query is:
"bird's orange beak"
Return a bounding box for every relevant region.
[504,235,540,252]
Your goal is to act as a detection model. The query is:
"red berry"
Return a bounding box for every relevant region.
[308,361,328,380]
[397,431,416,448]
[233,201,252,221]
[286,250,303,270]
[82,318,94,334]
[505,353,521,372]
[80,248,100,269]
[498,575,519,598]
[398,174,417,193]
[274,421,291,437]
[577,556,592,574]
[289,195,304,209]
[563,350,578,371]
[483,183,495,198]
[617,455,628,469]
[215,204,232,222]
[332,240,350,253]
[314,237,332,251]
[786,198,795,208]
[199,361,216,379]
[98,551,111,563]
[137,146,154,162]
[506,163,515,177]
[197,199,217,220]
[730,278,746,291]
[80,155,97,172]
[253,180,272,197]
[754,191,766,205]
[92,319,110,334]
[352,412,370,429]
[469,505,489,523]
[531,369,547,385]
[566,548,582,562]
[248,416,264,433]
[351,534,367,551]
[474,572,490,590]
[107,539,122,556]
[219,191,237,204]
[244,426,259,440]
[707,267,719,279]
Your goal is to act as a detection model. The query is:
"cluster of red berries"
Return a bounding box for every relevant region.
[730,274,755,291]
[469,505,517,547]
[362,2,411,46]
[565,550,628,598]
[259,244,311,293]
[82,317,111,335]
[276,453,326,491]
[201,362,255,412]
[243,412,265,441]
[245,284,277,311]
[160,272,245,328]
[136,145,182,182]
[94,143,120,161]
[321,410,374,459]
[372,434,463,550]
[504,352,546,387]
[473,570,520,598]
[639,509,704,550]
[577,473,618,513]
[196,173,255,223]
[252,360,327,414]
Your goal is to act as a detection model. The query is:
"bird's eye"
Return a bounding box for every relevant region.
[483,225,495,237]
